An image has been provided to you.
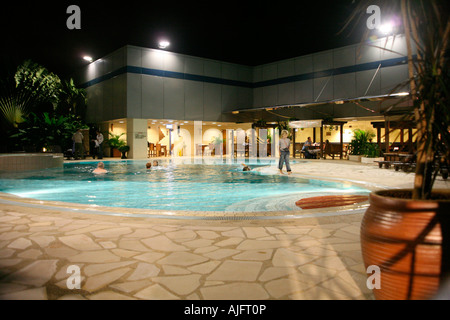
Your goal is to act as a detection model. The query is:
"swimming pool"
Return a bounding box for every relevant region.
[0,159,370,212]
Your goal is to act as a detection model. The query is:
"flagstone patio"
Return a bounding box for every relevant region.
[0,200,373,300]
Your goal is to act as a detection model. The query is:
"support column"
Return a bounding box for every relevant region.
[320,125,324,159]
[127,119,148,159]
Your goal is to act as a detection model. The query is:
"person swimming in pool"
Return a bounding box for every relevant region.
[146,162,152,169]
[93,162,108,174]
[152,160,159,167]
[241,163,251,171]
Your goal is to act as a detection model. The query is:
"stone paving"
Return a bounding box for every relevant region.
[0,201,373,300]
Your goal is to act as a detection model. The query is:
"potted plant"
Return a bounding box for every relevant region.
[348,129,374,161]
[211,136,223,156]
[361,143,384,164]
[106,133,127,158]
[344,0,450,300]
[118,145,130,159]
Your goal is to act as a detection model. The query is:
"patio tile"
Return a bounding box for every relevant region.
[141,235,189,252]
[59,234,102,251]
[134,284,180,300]
[272,248,316,267]
[152,274,202,296]
[156,252,208,266]
[207,260,262,282]
[82,267,131,293]
[68,250,121,263]
[127,263,160,280]
[0,287,47,300]
[200,283,269,300]
[3,260,58,287]
[84,261,136,277]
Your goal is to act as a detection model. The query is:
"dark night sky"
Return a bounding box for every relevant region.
[0,0,367,79]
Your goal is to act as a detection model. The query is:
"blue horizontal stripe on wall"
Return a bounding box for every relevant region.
[80,56,412,90]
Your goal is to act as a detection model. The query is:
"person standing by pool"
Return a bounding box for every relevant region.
[95,130,104,159]
[72,129,84,160]
[279,130,292,175]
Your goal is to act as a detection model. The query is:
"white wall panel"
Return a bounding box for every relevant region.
[141,76,164,119]
[204,60,222,78]
[185,57,204,75]
[278,83,295,105]
[294,80,313,103]
[110,48,126,73]
[333,47,356,68]
[185,81,204,120]
[380,35,408,60]
[164,53,185,73]
[142,49,164,70]
[356,42,381,64]
[262,86,277,107]
[111,75,127,120]
[204,83,222,121]
[295,55,313,75]
[278,59,295,78]
[102,80,113,121]
[163,78,185,119]
[86,84,103,123]
[313,77,334,102]
[127,47,142,68]
[380,65,409,94]
[237,87,252,110]
[313,51,333,72]
[356,69,381,97]
[221,85,239,112]
[333,74,356,100]
[253,66,263,83]
[262,64,277,81]
[253,87,263,108]
[238,66,252,83]
[222,64,238,81]
[127,74,142,119]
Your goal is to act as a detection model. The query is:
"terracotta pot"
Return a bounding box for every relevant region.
[360,189,450,300]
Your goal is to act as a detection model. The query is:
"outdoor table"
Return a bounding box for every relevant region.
[398,154,414,162]
[384,153,400,161]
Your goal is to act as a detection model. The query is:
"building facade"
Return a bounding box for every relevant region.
[76,34,414,159]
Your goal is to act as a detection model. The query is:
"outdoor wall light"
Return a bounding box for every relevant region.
[378,22,394,35]
[83,56,93,62]
[158,40,170,49]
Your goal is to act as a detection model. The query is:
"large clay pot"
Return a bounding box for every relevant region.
[360,189,450,300]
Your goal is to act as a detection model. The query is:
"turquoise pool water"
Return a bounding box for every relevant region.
[0,159,370,212]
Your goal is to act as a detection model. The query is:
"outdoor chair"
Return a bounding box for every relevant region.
[148,143,156,157]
